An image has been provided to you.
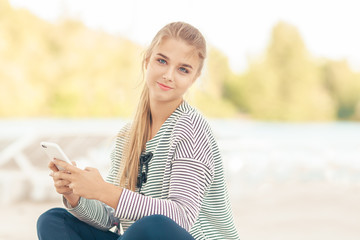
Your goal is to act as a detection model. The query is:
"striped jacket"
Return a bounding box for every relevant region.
[65,101,240,239]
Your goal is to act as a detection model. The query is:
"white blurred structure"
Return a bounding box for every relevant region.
[0,119,123,204]
[1,119,360,205]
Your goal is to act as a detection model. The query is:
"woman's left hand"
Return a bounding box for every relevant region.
[52,159,106,200]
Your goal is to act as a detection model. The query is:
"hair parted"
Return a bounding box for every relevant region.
[119,22,207,191]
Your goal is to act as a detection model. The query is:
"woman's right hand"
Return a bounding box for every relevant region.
[49,160,80,207]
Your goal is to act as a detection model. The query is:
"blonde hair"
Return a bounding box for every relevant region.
[119,22,207,191]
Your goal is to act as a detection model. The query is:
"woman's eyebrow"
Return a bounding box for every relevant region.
[181,63,193,69]
[157,53,169,60]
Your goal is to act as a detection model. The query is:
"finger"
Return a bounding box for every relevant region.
[54,179,71,187]
[56,186,73,195]
[53,159,80,173]
[48,161,59,172]
[53,170,72,181]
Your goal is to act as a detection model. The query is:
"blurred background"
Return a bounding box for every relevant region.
[0,0,359,239]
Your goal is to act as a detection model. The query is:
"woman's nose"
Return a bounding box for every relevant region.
[163,67,175,81]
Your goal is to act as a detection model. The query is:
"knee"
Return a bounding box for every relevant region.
[37,208,67,232]
[142,214,172,225]
[136,214,180,230]
[123,215,194,240]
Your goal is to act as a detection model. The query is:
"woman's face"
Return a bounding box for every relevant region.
[145,37,200,106]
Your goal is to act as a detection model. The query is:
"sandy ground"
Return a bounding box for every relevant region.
[232,182,360,240]
[0,182,359,240]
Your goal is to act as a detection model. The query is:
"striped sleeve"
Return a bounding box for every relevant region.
[114,114,215,231]
[64,197,118,231]
[63,124,130,231]
[115,157,213,231]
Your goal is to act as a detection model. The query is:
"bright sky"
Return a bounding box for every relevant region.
[9,0,360,72]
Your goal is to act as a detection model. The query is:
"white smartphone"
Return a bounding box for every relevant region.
[40,141,72,170]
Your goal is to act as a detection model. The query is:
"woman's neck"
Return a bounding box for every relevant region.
[149,99,183,140]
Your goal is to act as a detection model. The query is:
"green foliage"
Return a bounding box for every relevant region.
[187,47,238,118]
[1,0,359,121]
[224,22,357,121]
[0,2,142,117]
[322,60,360,120]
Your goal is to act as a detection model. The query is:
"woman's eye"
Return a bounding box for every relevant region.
[179,67,189,73]
[158,59,166,64]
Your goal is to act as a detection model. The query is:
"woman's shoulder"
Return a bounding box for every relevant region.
[174,101,213,139]
[177,101,211,130]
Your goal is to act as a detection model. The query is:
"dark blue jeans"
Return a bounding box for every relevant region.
[37,208,195,240]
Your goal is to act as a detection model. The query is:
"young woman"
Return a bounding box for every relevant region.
[37,22,240,240]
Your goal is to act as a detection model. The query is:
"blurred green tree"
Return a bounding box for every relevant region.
[187,47,237,117]
[225,22,336,121]
[0,1,142,117]
[322,60,360,120]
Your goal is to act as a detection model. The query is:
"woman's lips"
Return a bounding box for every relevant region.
[157,82,172,91]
